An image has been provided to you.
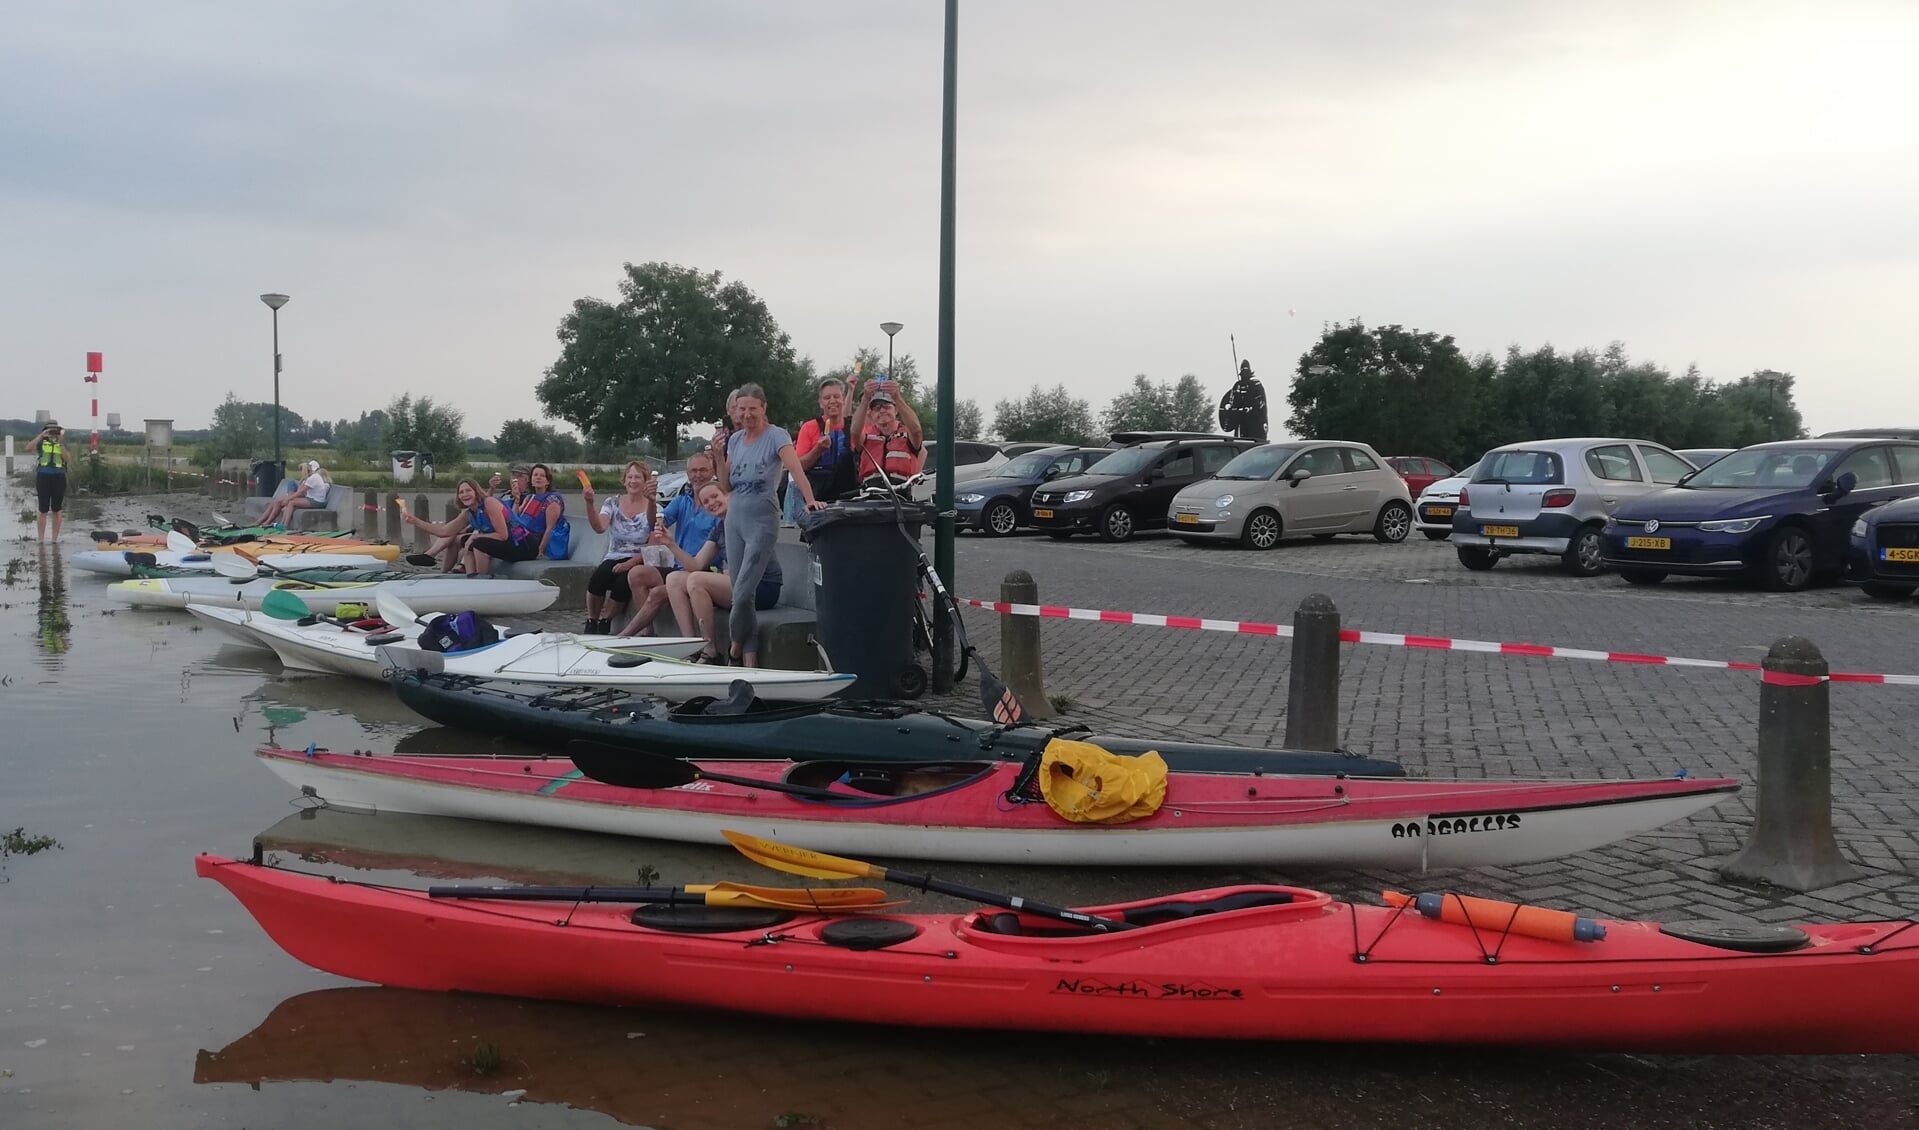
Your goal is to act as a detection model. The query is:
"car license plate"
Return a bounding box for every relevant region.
[1481,525,1520,538]
[1174,513,1199,525]
[1032,508,1054,519]
[1424,506,1453,518]
[1884,547,1919,563]
[1626,536,1671,550]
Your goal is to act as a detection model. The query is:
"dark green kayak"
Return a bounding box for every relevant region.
[390,672,1408,777]
[142,516,355,543]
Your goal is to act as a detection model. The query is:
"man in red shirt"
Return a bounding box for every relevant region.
[793,376,856,503]
[850,379,925,484]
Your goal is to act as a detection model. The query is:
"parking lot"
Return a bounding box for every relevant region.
[943,526,1919,922]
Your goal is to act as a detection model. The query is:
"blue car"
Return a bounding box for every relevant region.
[953,446,1105,536]
[1600,439,1919,591]
[1849,493,1919,600]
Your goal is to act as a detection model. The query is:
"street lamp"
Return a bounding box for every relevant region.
[259,293,290,468]
[879,321,903,380]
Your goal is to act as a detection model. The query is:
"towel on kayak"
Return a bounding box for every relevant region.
[1039,738,1167,824]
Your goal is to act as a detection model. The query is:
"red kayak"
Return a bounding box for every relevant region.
[197,855,1919,1053]
[255,747,1740,868]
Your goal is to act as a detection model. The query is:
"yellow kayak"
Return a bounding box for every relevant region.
[91,536,400,562]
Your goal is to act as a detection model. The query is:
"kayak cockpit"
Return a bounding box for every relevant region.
[783,759,997,801]
[958,884,1336,949]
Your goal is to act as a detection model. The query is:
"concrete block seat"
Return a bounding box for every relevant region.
[241,480,355,531]
[498,526,821,670]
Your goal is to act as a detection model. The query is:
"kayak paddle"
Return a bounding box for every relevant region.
[376,591,425,628]
[211,553,260,580]
[260,589,312,621]
[166,529,200,556]
[425,879,899,912]
[721,829,1137,933]
[565,741,856,801]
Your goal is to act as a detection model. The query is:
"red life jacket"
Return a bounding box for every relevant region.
[858,429,923,479]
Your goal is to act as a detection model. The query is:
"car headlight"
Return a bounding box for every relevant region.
[1852,518,1868,538]
[1213,494,1235,508]
[955,493,983,504]
[1698,516,1769,534]
[1063,490,1095,504]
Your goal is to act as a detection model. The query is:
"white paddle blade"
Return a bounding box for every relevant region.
[210,512,232,526]
[165,529,198,555]
[211,553,258,580]
[376,591,422,626]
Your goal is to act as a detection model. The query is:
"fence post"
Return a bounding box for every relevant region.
[1283,593,1341,752]
[412,493,430,551]
[1721,637,1860,891]
[359,489,378,538]
[385,493,403,544]
[999,570,1052,720]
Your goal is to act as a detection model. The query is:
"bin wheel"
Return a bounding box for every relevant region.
[898,664,929,700]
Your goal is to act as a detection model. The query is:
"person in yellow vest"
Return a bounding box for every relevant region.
[31,421,67,541]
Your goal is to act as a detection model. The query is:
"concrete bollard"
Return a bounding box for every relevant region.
[1283,593,1341,752]
[1721,637,1861,891]
[443,497,460,521]
[998,570,1053,720]
[413,493,429,551]
[360,489,378,538]
[385,493,403,544]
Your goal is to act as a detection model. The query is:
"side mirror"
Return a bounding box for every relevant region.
[1288,468,1312,487]
[1145,466,1164,481]
[1823,471,1857,497]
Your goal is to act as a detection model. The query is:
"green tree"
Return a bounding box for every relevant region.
[1289,322,1485,461]
[495,418,583,463]
[192,395,308,463]
[954,398,983,440]
[538,262,798,458]
[992,384,1099,445]
[1168,374,1212,432]
[382,394,466,468]
[1102,374,1176,433]
[331,410,389,459]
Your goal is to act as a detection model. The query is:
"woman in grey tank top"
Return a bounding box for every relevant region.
[713,383,826,665]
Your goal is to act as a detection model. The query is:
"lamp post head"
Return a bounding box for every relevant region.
[260,293,290,311]
[879,321,903,339]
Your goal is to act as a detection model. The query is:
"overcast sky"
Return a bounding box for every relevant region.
[3,1,1914,442]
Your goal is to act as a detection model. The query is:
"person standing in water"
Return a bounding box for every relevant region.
[709,383,825,664]
[30,421,68,541]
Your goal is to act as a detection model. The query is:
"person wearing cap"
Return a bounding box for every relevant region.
[850,378,925,483]
[259,459,332,528]
[30,420,67,540]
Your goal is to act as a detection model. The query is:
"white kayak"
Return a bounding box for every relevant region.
[73,549,389,577]
[108,575,559,616]
[379,643,856,702]
[185,605,705,679]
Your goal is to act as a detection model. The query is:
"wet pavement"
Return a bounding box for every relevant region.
[3,487,1917,1130]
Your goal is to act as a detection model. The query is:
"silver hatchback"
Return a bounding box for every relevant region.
[1451,438,1696,575]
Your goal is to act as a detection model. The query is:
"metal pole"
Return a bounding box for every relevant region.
[932,0,958,692]
[271,306,282,467]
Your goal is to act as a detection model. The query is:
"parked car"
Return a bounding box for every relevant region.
[1452,438,1697,576]
[1168,441,1413,548]
[1674,448,1734,469]
[911,439,1009,501]
[1602,438,1919,591]
[1000,441,1068,458]
[1412,460,1478,541]
[954,446,1105,536]
[1029,437,1254,542]
[1848,493,1919,600]
[1104,430,1231,448]
[1384,456,1455,499]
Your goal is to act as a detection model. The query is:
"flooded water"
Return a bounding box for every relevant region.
[3,488,1917,1130]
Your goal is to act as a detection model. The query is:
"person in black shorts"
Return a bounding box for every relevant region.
[30,422,68,540]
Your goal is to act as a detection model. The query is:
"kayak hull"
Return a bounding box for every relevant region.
[254,748,1739,868]
[382,647,855,702]
[196,855,1919,1053]
[184,606,704,677]
[389,672,1411,776]
[107,576,559,616]
[74,549,388,577]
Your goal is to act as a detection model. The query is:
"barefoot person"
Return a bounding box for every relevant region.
[259,460,331,528]
[30,421,68,540]
[709,383,825,664]
[646,482,783,666]
[618,452,720,637]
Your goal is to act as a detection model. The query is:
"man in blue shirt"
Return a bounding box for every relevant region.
[617,452,721,635]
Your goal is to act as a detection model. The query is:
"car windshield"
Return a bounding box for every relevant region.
[995,451,1058,478]
[1474,450,1562,485]
[1085,447,1156,476]
[1684,446,1841,489]
[1216,444,1303,480]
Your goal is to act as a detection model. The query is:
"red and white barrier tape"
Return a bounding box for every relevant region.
[960,598,1919,688]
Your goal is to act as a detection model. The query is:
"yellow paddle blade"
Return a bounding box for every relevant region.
[721,830,879,881]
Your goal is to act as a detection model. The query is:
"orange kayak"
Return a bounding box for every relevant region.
[93,535,399,561]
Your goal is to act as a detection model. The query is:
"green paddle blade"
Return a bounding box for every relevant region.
[260,589,311,620]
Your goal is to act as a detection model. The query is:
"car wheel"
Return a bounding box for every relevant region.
[1860,581,1917,601]
[981,500,1019,537]
[1242,509,1282,550]
[1560,524,1606,576]
[1457,547,1498,571]
[1421,529,1450,541]
[1373,501,1413,544]
[1757,526,1816,592]
[1097,504,1136,543]
[1046,532,1076,541]
[1618,568,1667,586]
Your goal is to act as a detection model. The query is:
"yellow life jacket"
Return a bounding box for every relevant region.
[1038,738,1168,825]
[37,438,65,471]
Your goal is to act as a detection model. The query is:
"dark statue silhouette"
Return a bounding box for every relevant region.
[1217,361,1269,441]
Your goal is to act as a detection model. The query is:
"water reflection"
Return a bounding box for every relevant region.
[36,545,69,659]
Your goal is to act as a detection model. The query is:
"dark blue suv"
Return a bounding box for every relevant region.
[953,446,1105,536]
[1600,439,1919,591]
[1849,493,1919,600]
